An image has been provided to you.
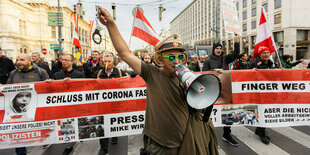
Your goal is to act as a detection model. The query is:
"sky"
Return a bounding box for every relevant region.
[66,0,193,50]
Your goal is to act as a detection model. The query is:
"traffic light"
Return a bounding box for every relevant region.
[76,2,85,18]
[112,3,116,20]
[159,4,165,21]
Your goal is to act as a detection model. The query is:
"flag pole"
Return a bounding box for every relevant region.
[128,7,138,51]
[262,8,283,68]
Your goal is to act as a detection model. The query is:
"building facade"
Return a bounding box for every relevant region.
[0,0,114,63]
[170,0,310,60]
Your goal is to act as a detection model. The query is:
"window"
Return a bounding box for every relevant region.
[236,3,239,11]
[252,7,257,17]
[243,0,247,8]
[297,30,308,41]
[243,23,247,31]
[51,26,56,39]
[243,11,247,20]
[19,20,22,34]
[263,3,268,12]
[251,20,257,29]
[274,14,281,24]
[275,0,281,9]
[23,21,26,35]
[252,0,257,4]
[274,31,284,42]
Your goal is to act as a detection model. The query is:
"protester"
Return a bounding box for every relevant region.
[233,53,251,70]
[116,55,133,75]
[93,54,125,154]
[31,52,51,75]
[51,53,64,76]
[249,46,275,145]
[97,7,218,154]
[202,37,240,147]
[45,54,84,154]
[281,55,303,69]
[193,55,205,71]
[83,51,102,78]
[0,50,15,84]
[7,53,49,155]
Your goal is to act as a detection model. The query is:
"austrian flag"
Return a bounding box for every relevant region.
[253,8,276,60]
[132,8,160,46]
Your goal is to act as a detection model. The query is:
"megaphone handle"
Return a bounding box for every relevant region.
[203,105,214,122]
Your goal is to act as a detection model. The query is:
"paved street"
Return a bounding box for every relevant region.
[0,126,309,155]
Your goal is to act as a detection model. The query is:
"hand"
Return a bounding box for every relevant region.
[300,59,304,62]
[45,79,53,83]
[234,33,240,42]
[98,6,114,26]
[64,77,71,81]
[214,69,224,74]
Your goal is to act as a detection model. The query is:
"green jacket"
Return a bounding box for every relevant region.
[281,60,302,69]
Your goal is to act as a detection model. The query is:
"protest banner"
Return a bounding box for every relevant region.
[221,0,240,34]
[0,69,310,149]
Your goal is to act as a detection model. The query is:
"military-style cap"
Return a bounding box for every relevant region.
[155,34,185,53]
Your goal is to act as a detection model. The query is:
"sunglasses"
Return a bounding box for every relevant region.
[162,54,185,62]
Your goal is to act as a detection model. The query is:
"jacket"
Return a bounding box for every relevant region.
[249,57,275,69]
[281,60,302,69]
[202,42,240,71]
[83,59,102,78]
[7,64,49,84]
[52,68,85,80]
[94,67,126,79]
[35,61,51,76]
[0,56,15,84]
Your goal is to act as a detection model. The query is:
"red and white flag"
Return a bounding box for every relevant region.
[132,8,160,46]
[89,20,94,47]
[73,13,81,48]
[253,8,276,60]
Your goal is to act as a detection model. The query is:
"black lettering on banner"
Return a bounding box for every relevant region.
[283,108,294,113]
[131,124,144,130]
[241,83,278,91]
[85,93,100,101]
[297,108,310,113]
[282,83,306,90]
[102,91,134,100]
[110,125,129,132]
[46,94,83,104]
[264,108,280,113]
[110,115,145,125]
[46,96,51,104]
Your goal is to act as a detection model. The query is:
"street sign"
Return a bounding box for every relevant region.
[48,22,63,26]
[48,12,63,16]
[48,17,62,21]
[50,46,64,50]
[50,44,58,47]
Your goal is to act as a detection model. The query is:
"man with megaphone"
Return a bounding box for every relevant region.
[97,6,219,155]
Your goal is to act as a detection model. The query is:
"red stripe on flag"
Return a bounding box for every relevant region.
[132,27,160,46]
[233,92,310,104]
[34,100,146,121]
[135,8,156,32]
[259,8,267,25]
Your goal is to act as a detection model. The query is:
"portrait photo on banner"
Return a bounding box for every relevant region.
[2,84,38,123]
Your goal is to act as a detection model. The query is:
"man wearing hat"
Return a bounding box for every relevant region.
[97,6,218,155]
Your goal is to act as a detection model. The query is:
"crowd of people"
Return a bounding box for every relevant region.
[0,6,310,155]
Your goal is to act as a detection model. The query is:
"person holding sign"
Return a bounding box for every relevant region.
[202,36,240,147]
[46,53,84,155]
[97,7,218,155]
[94,53,126,155]
[249,46,275,145]
[7,53,49,155]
